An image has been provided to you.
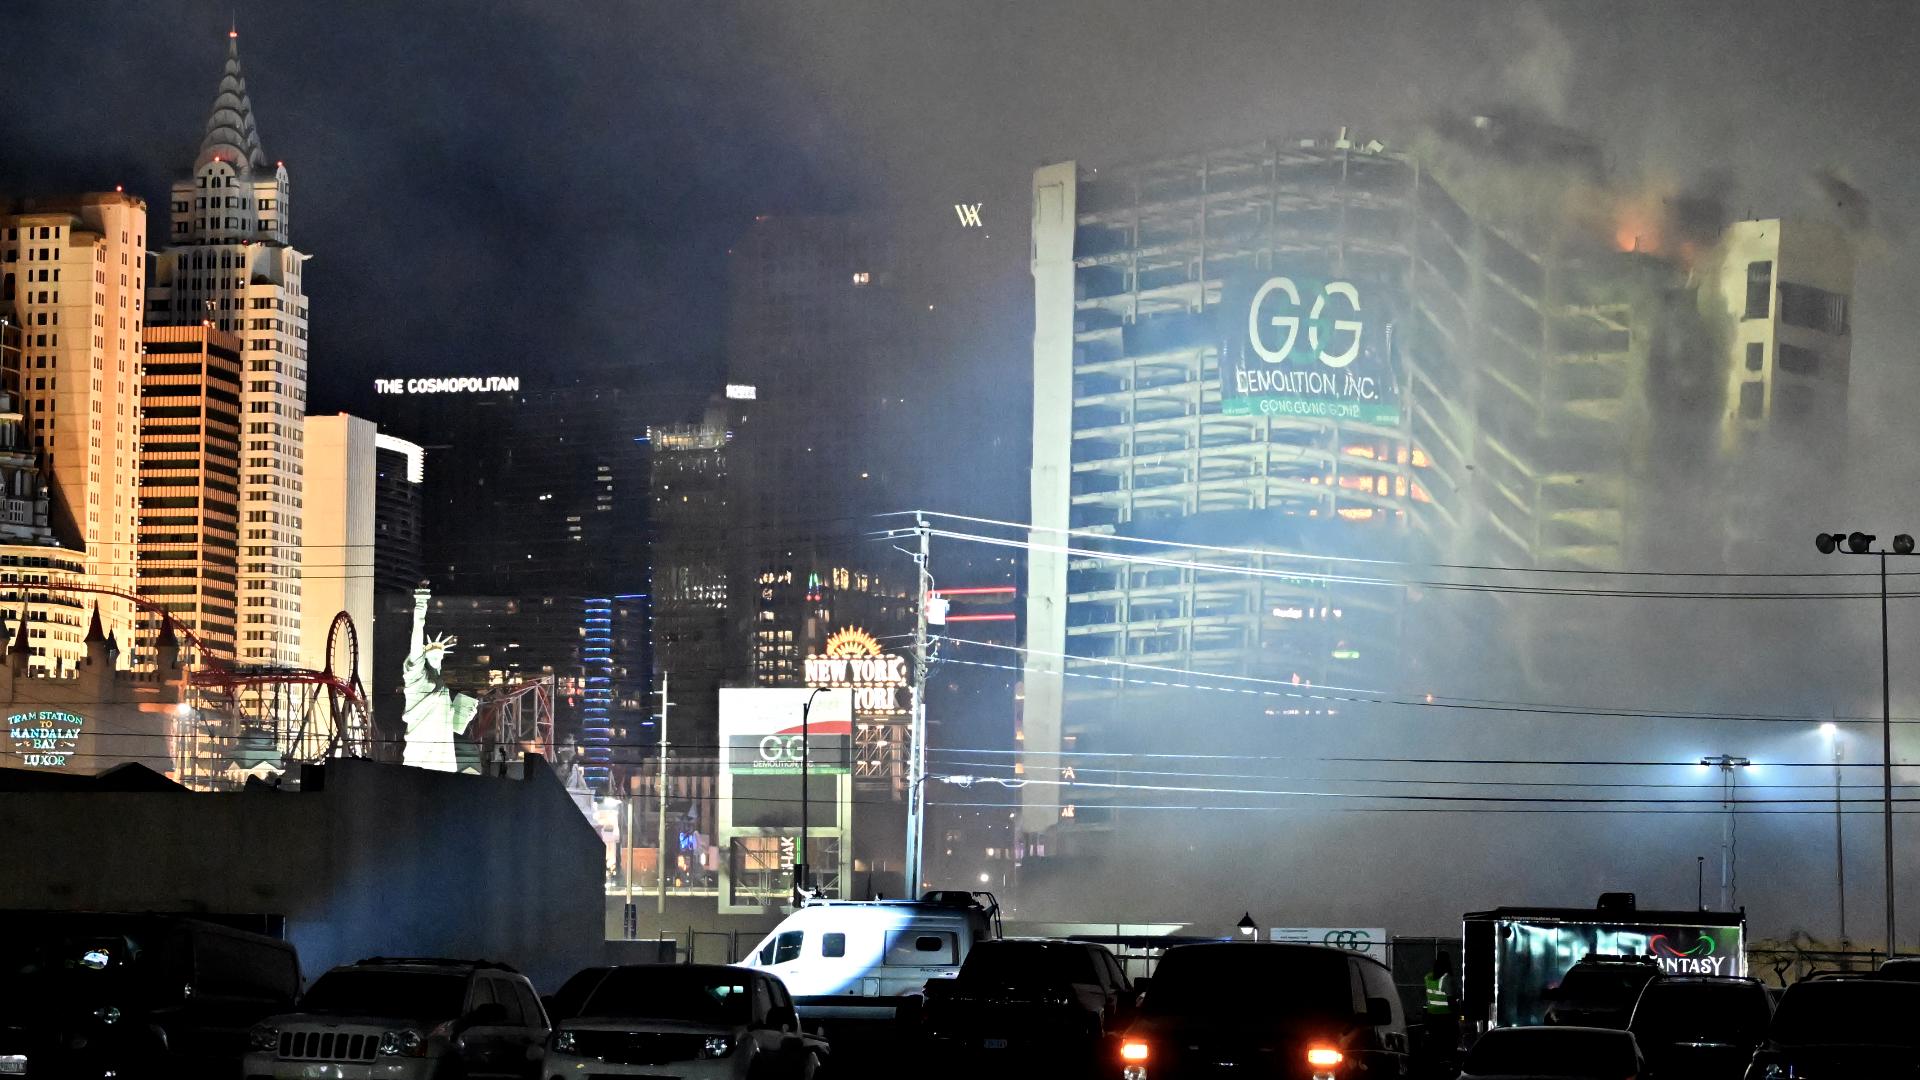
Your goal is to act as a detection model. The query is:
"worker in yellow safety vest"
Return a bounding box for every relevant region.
[1421,951,1459,1069]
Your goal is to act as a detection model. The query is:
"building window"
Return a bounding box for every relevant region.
[1778,282,1850,336]
[1745,342,1765,372]
[1739,381,1765,420]
[1778,343,1822,376]
[1744,261,1772,320]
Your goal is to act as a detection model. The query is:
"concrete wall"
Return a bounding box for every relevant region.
[0,757,605,991]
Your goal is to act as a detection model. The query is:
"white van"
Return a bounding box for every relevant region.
[739,892,1000,1024]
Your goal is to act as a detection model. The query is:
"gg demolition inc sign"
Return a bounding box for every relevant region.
[1218,272,1399,424]
[7,709,84,768]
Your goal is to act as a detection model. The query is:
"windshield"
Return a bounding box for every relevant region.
[301,970,469,1020]
[1773,982,1920,1047]
[1464,1028,1639,1077]
[579,967,752,1025]
[958,942,1098,986]
[1145,947,1352,1017]
[1631,981,1768,1043]
[1556,965,1657,1003]
[0,930,162,1011]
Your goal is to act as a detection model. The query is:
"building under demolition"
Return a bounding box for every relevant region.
[1020,120,1854,841]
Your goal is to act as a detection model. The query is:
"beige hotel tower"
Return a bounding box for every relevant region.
[148,30,312,664]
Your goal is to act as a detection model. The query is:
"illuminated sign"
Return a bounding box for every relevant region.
[1218,273,1399,424]
[954,203,984,228]
[7,709,84,768]
[805,627,908,714]
[719,688,852,776]
[374,376,521,395]
[1495,921,1744,1026]
[725,384,757,400]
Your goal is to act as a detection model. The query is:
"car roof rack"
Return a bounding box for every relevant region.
[350,956,520,973]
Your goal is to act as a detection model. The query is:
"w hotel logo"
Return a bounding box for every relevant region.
[953,203,984,227]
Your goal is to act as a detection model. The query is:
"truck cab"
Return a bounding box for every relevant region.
[738,892,1000,1026]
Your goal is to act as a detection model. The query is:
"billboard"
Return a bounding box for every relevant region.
[1217,272,1399,424]
[1494,919,1744,1026]
[719,687,853,776]
[1270,926,1388,967]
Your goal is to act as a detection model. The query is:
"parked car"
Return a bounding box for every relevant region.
[739,891,1000,1026]
[1113,942,1408,1079]
[243,957,548,1079]
[1627,975,1770,1079]
[544,965,611,1023]
[0,910,299,1079]
[1543,955,1662,1028]
[1743,977,1920,1078]
[1877,957,1920,982]
[1456,1026,1645,1080]
[924,938,1133,1066]
[543,963,828,1079]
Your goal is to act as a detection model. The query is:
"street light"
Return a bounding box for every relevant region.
[1701,755,1751,910]
[1237,912,1259,941]
[794,686,830,905]
[1814,529,1915,958]
[1822,722,1847,942]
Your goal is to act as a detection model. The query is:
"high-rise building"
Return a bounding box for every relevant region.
[373,433,424,595]
[1022,127,1855,836]
[0,317,90,673]
[147,30,311,666]
[137,323,243,659]
[2,192,149,657]
[300,414,375,677]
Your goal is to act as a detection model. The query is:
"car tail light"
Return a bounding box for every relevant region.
[1307,1045,1343,1068]
[1120,1039,1150,1062]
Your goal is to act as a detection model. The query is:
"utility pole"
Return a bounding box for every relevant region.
[657,672,670,917]
[1815,530,1913,958]
[904,513,932,896]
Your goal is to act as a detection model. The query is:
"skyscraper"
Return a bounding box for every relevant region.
[137,323,243,659]
[2,192,149,656]
[300,414,375,677]
[147,30,311,666]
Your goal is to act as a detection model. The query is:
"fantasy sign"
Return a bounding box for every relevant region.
[804,627,908,714]
[1217,273,1399,424]
[7,709,85,768]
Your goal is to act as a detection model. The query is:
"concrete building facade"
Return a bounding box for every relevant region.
[1021,127,1856,836]
[2,193,150,659]
[138,323,243,659]
[147,32,311,667]
[300,415,375,680]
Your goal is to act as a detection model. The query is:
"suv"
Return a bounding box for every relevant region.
[1744,977,1920,1078]
[925,938,1134,1062]
[1543,956,1662,1028]
[0,911,300,1079]
[243,957,548,1079]
[544,964,828,1079]
[1627,975,1771,1079]
[1115,943,1408,1079]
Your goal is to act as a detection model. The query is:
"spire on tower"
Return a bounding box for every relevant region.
[197,28,269,171]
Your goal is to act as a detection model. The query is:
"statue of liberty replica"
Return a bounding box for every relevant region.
[403,584,479,772]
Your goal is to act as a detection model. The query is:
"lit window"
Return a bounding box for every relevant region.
[851,271,870,286]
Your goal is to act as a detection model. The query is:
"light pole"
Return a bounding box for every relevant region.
[1701,755,1750,910]
[1236,912,1259,941]
[1815,529,1914,958]
[795,686,830,904]
[1823,722,1848,943]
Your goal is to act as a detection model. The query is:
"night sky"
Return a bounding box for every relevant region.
[6,1,1918,446]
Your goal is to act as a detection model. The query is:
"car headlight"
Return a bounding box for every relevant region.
[247,1025,279,1052]
[377,1028,425,1057]
[550,1029,579,1053]
[93,1006,121,1025]
[700,1035,736,1058]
